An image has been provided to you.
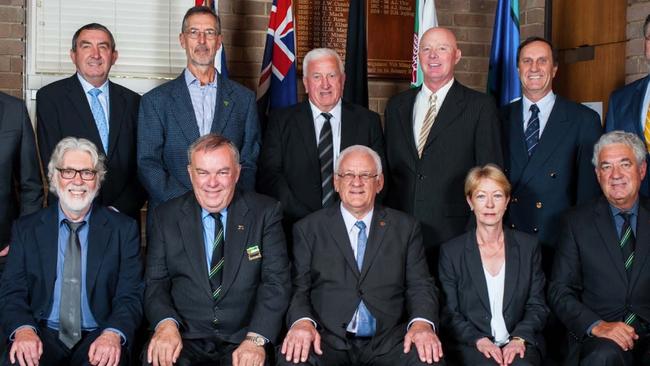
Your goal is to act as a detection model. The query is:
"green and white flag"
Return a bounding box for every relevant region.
[411,0,438,88]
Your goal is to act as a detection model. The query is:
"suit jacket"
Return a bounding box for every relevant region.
[287,205,438,355]
[438,229,548,347]
[605,75,650,196]
[384,80,503,269]
[137,73,261,208]
[0,92,42,247]
[548,196,650,340]
[0,204,144,344]
[257,100,385,223]
[501,96,602,247]
[144,190,290,344]
[36,74,145,220]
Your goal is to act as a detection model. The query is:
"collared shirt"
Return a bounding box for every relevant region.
[77,73,110,132]
[609,200,639,238]
[412,78,454,142]
[184,68,218,136]
[201,207,229,271]
[522,91,556,136]
[309,99,343,164]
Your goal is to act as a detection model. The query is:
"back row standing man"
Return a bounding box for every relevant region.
[138,5,260,209]
[383,27,503,273]
[37,23,145,220]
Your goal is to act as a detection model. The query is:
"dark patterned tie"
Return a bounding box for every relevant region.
[59,219,86,349]
[524,104,540,157]
[619,212,638,328]
[208,212,225,301]
[318,112,335,207]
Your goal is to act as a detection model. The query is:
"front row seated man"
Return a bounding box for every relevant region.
[277,145,445,366]
[143,133,291,366]
[0,137,144,366]
[549,131,650,366]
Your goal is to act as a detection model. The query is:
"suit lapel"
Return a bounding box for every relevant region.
[171,74,201,144]
[465,230,491,313]
[397,88,420,159]
[212,73,234,135]
[359,207,388,282]
[340,101,358,150]
[106,82,125,159]
[86,206,111,296]
[178,195,213,299]
[505,101,528,186]
[593,198,628,283]
[296,102,320,165]
[36,205,59,305]
[219,193,251,301]
[630,77,649,137]
[327,207,360,276]
[66,75,105,153]
[502,229,520,311]
[630,199,650,289]
[423,81,464,153]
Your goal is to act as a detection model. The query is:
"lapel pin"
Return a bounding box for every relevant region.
[237,224,245,231]
[224,100,230,107]
[379,220,386,227]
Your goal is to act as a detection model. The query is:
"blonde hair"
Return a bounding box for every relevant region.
[464,164,511,198]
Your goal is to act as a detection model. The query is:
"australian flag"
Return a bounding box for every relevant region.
[257,0,298,119]
[195,0,228,77]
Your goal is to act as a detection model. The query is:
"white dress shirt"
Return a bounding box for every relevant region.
[412,78,454,143]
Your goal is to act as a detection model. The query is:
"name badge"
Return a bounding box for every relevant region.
[246,245,262,261]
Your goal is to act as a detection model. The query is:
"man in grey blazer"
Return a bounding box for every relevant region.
[138,6,260,208]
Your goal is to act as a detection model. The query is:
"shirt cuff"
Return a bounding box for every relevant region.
[9,325,37,341]
[155,317,179,331]
[408,318,436,333]
[586,320,602,337]
[103,328,127,345]
[291,317,318,329]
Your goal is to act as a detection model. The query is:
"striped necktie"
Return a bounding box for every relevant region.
[525,104,540,157]
[417,93,437,158]
[644,104,650,153]
[318,112,335,207]
[619,212,635,275]
[208,212,225,301]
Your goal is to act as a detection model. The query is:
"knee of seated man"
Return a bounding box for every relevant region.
[580,338,627,365]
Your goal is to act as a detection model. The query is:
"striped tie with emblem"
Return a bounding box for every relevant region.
[209,212,225,302]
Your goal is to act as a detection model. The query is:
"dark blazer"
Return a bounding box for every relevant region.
[605,75,650,196]
[287,205,438,356]
[36,74,145,220]
[438,229,548,347]
[257,100,385,223]
[0,92,42,248]
[144,190,290,344]
[0,204,144,344]
[548,197,650,341]
[137,73,261,208]
[384,81,503,269]
[501,96,602,247]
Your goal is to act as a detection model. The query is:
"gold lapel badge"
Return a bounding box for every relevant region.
[246,245,262,260]
[237,224,245,231]
[379,220,386,227]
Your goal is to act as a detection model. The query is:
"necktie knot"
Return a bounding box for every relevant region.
[321,112,333,122]
[355,220,366,232]
[209,212,222,221]
[88,88,102,97]
[429,93,437,106]
[529,103,539,116]
[620,211,633,223]
[63,219,86,234]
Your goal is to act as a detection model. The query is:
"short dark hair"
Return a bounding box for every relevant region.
[644,14,650,37]
[181,6,221,35]
[517,36,558,65]
[71,23,116,52]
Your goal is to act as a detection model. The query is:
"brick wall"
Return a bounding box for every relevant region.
[627,0,650,83]
[0,0,25,98]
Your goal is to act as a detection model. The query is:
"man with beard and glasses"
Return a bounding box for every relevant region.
[0,137,144,366]
[138,6,260,209]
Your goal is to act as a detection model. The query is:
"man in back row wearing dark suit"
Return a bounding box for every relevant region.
[549,131,650,365]
[37,23,145,221]
[277,145,444,366]
[383,27,503,274]
[143,134,290,366]
[258,48,385,243]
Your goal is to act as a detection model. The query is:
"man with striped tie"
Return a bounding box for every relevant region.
[143,134,290,366]
[549,131,650,365]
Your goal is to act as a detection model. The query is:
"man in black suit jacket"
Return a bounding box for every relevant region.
[278,145,444,366]
[0,137,143,366]
[384,27,503,273]
[144,134,290,366]
[37,23,144,220]
[501,37,602,273]
[549,131,650,365]
[0,92,43,274]
[258,48,385,237]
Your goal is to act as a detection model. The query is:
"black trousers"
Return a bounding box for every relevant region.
[3,325,129,366]
[448,343,542,366]
[577,335,650,366]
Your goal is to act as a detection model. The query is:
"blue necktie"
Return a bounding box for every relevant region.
[354,221,376,337]
[524,104,540,157]
[88,88,109,153]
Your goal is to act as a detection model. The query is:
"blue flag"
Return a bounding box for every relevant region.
[487,0,520,106]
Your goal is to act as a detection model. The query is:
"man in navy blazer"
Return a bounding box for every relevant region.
[0,137,143,366]
[138,6,260,208]
[605,14,650,197]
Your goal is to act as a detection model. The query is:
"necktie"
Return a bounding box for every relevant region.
[525,104,540,157]
[644,104,650,153]
[354,221,376,337]
[318,112,335,208]
[88,88,109,154]
[417,93,438,158]
[208,212,225,301]
[620,212,639,328]
[59,219,86,349]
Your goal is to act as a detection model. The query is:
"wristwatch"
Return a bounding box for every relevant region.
[245,334,268,346]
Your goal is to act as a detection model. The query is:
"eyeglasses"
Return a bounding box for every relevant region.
[57,168,97,181]
[336,172,379,182]
[185,28,219,39]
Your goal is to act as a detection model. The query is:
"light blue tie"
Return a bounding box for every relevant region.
[88,88,109,153]
[354,221,376,337]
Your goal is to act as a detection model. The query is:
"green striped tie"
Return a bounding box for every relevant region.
[209,212,224,300]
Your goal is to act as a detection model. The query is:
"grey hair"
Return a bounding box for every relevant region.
[187,133,240,166]
[302,48,344,77]
[47,137,106,193]
[335,145,382,175]
[592,130,647,167]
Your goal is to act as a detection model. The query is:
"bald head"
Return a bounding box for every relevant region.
[418,27,461,92]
